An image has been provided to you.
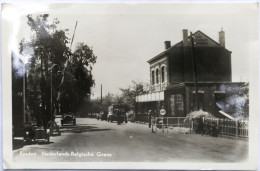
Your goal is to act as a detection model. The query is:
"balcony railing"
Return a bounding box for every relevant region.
[150,82,167,93]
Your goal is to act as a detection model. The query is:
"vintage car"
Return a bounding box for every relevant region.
[23,124,50,144]
[34,126,50,143]
[107,105,129,124]
[61,114,76,126]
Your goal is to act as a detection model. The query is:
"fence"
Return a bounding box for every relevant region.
[204,118,248,138]
[151,117,249,138]
[152,117,191,133]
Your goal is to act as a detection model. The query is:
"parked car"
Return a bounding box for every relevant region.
[34,126,50,143]
[61,115,76,126]
[23,123,50,144]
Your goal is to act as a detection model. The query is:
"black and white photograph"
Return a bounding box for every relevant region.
[1,2,259,170]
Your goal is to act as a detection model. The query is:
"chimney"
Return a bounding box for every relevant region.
[219,27,225,47]
[164,41,171,50]
[183,29,188,46]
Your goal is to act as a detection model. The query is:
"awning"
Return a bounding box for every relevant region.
[136,91,164,102]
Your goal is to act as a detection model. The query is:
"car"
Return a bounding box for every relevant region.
[34,126,50,143]
[61,115,76,126]
[23,123,50,144]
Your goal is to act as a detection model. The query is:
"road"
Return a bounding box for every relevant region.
[13,118,248,162]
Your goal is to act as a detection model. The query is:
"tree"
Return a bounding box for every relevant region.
[18,14,97,125]
[12,52,24,135]
[71,43,97,106]
[119,81,146,109]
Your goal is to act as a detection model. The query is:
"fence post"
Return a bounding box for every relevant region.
[190,121,193,134]
[155,118,157,133]
[167,117,169,133]
[236,120,238,138]
[162,116,164,133]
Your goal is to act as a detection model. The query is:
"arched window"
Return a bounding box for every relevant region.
[161,66,165,83]
[152,70,155,85]
[156,69,159,84]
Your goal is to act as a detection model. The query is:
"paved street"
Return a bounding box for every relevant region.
[13,118,248,162]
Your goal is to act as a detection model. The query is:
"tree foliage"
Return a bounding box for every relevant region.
[119,81,146,109]
[18,14,97,125]
[88,81,146,113]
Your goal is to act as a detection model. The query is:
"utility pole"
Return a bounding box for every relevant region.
[57,21,78,114]
[190,32,199,110]
[70,21,78,50]
[101,84,103,107]
[23,62,26,123]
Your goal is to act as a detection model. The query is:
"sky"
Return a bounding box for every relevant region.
[2,2,259,99]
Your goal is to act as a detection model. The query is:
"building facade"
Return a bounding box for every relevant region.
[136,29,247,118]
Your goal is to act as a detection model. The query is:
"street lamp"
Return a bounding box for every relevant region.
[49,64,61,121]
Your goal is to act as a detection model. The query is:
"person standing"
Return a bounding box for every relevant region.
[149,110,156,133]
[148,110,152,128]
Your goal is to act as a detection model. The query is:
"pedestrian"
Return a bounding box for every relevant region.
[201,120,210,136]
[149,110,156,133]
[148,110,152,128]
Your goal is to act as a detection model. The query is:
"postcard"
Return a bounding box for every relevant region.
[1,2,259,170]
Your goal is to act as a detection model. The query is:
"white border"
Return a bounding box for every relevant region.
[1,1,259,170]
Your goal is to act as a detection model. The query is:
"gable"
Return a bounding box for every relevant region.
[148,30,229,63]
[175,31,221,47]
[193,31,220,47]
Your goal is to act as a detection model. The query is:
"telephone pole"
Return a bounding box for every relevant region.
[190,32,198,110]
[101,84,103,107]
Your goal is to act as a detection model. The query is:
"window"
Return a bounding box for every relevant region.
[152,70,155,85]
[156,69,159,84]
[169,94,184,116]
[161,66,165,83]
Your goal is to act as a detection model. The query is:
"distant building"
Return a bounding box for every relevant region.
[135,29,248,118]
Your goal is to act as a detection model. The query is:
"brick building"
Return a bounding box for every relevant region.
[135,29,247,118]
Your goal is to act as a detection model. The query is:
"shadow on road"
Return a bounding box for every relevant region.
[59,125,112,133]
[13,139,54,150]
[36,141,54,145]
[13,139,25,150]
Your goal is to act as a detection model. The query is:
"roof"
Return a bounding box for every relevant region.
[147,30,231,64]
